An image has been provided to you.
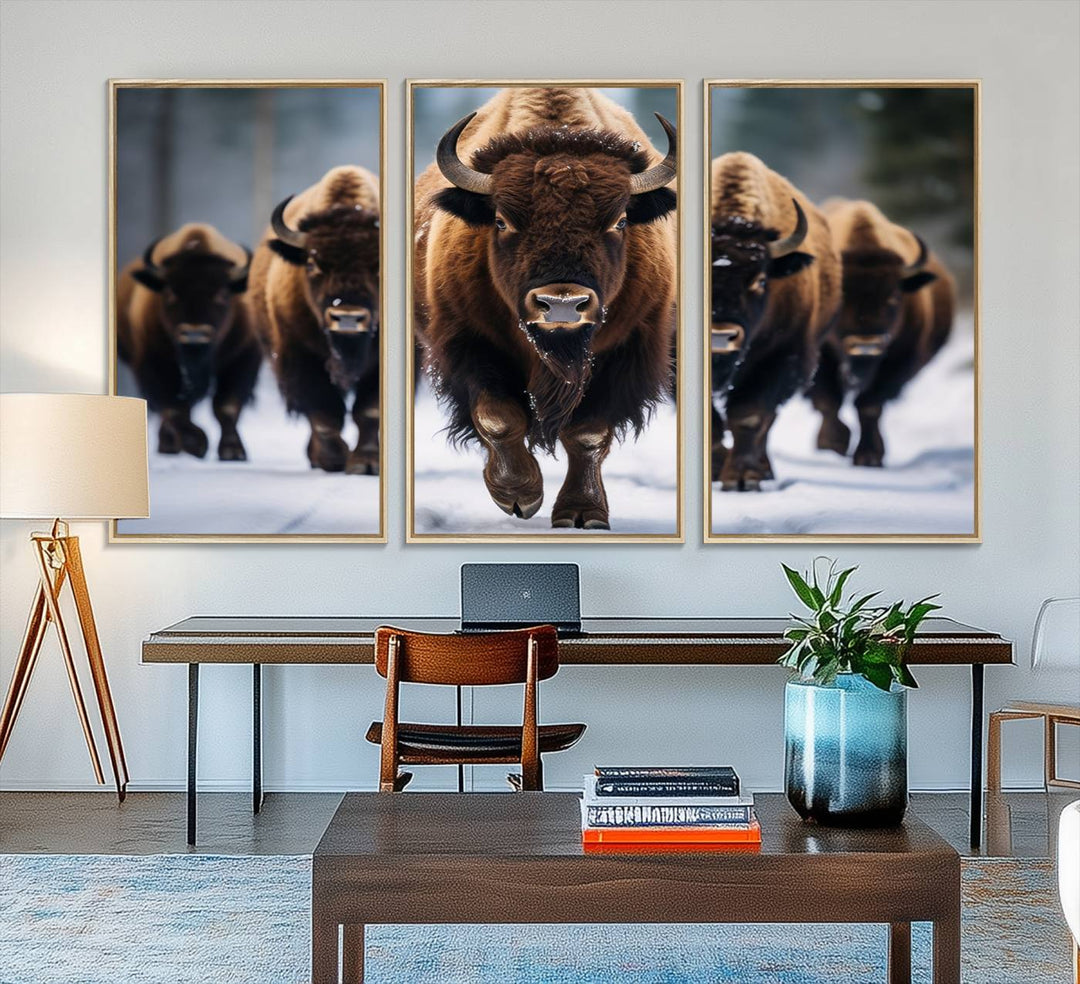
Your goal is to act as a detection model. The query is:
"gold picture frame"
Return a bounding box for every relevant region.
[107,79,388,543]
[406,79,685,544]
[703,79,981,544]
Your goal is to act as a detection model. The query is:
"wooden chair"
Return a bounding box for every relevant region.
[987,598,1080,793]
[365,625,586,792]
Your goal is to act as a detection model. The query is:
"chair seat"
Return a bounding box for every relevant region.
[994,701,1080,720]
[365,721,586,760]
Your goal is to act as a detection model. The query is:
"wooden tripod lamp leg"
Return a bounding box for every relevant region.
[63,536,129,800]
[30,536,106,785]
[0,584,50,759]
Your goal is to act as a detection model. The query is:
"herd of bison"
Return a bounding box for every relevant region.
[117,87,956,530]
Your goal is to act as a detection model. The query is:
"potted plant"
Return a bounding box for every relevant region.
[779,559,941,827]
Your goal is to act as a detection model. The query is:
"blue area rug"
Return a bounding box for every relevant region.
[0,854,1070,983]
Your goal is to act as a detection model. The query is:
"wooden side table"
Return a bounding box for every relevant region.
[311,792,961,984]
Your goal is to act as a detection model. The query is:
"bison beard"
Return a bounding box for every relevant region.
[325,332,377,391]
[522,322,596,451]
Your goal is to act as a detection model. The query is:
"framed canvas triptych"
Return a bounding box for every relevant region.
[107,78,978,544]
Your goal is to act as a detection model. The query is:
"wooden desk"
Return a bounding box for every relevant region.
[141,616,1012,846]
[311,791,961,984]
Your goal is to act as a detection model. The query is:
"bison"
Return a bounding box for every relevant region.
[810,198,955,467]
[414,87,678,530]
[117,223,259,460]
[248,165,381,474]
[709,152,841,490]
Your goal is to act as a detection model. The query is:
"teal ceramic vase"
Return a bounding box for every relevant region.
[784,672,908,826]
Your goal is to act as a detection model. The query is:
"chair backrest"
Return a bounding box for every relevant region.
[1031,597,1080,671]
[374,625,559,686]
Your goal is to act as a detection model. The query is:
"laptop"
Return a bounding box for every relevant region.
[460,563,582,636]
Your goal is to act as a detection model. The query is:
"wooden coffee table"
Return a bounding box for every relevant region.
[311,792,960,984]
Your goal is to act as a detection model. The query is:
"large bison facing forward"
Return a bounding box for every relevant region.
[248,165,381,474]
[810,198,955,467]
[414,88,678,530]
[709,152,841,490]
[117,223,259,460]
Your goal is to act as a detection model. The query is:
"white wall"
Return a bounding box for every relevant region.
[1,0,1077,795]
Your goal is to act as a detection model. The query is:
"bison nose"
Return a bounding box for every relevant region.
[843,334,889,358]
[325,307,375,334]
[523,283,601,329]
[177,323,214,345]
[710,322,745,355]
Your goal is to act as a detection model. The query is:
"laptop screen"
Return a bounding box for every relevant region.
[460,563,581,632]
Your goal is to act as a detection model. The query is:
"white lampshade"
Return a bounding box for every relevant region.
[0,393,149,520]
[1031,597,1080,672]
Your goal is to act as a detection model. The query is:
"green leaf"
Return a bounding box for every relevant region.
[883,604,904,631]
[829,566,857,607]
[850,591,881,613]
[895,663,919,689]
[782,564,818,610]
[863,663,894,692]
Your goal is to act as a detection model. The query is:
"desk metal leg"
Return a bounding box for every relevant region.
[253,664,263,814]
[970,663,984,848]
[187,663,199,847]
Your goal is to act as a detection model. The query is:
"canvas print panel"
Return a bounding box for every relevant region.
[410,85,681,539]
[707,84,977,539]
[113,84,383,538]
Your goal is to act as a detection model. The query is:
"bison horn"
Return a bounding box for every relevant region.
[271,196,307,249]
[436,112,495,196]
[902,234,930,276]
[141,236,165,276]
[769,199,809,258]
[231,245,253,284]
[629,114,678,195]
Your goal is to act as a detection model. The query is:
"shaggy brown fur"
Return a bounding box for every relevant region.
[116,223,260,461]
[247,165,382,475]
[414,87,677,529]
[709,153,841,491]
[810,198,955,467]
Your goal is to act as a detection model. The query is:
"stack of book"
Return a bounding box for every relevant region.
[581,766,760,848]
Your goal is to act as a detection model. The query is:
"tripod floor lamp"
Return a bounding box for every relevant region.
[0,393,149,801]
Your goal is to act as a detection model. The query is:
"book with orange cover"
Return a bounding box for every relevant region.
[582,818,761,846]
[583,840,762,854]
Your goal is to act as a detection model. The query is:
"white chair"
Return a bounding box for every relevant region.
[988,598,1080,791]
[1059,799,1080,983]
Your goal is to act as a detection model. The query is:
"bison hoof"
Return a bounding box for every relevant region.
[853,449,884,468]
[721,477,762,492]
[308,434,348,472]
[158,433,182,455]
[817,421,852,456]
[218,439,247,462]
[759,456,774,481]
[181,427,209,459]
[551,511,610,530]
[493,491,544,520]
[346,449,379,476]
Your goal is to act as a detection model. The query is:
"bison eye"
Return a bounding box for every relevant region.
[751,274,767,293]
[494,216,508,232]
[613,216,627,232]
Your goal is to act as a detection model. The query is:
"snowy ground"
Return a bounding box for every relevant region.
[413,388,679,536]
[711,316,976,536]
[117,367,380,537]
